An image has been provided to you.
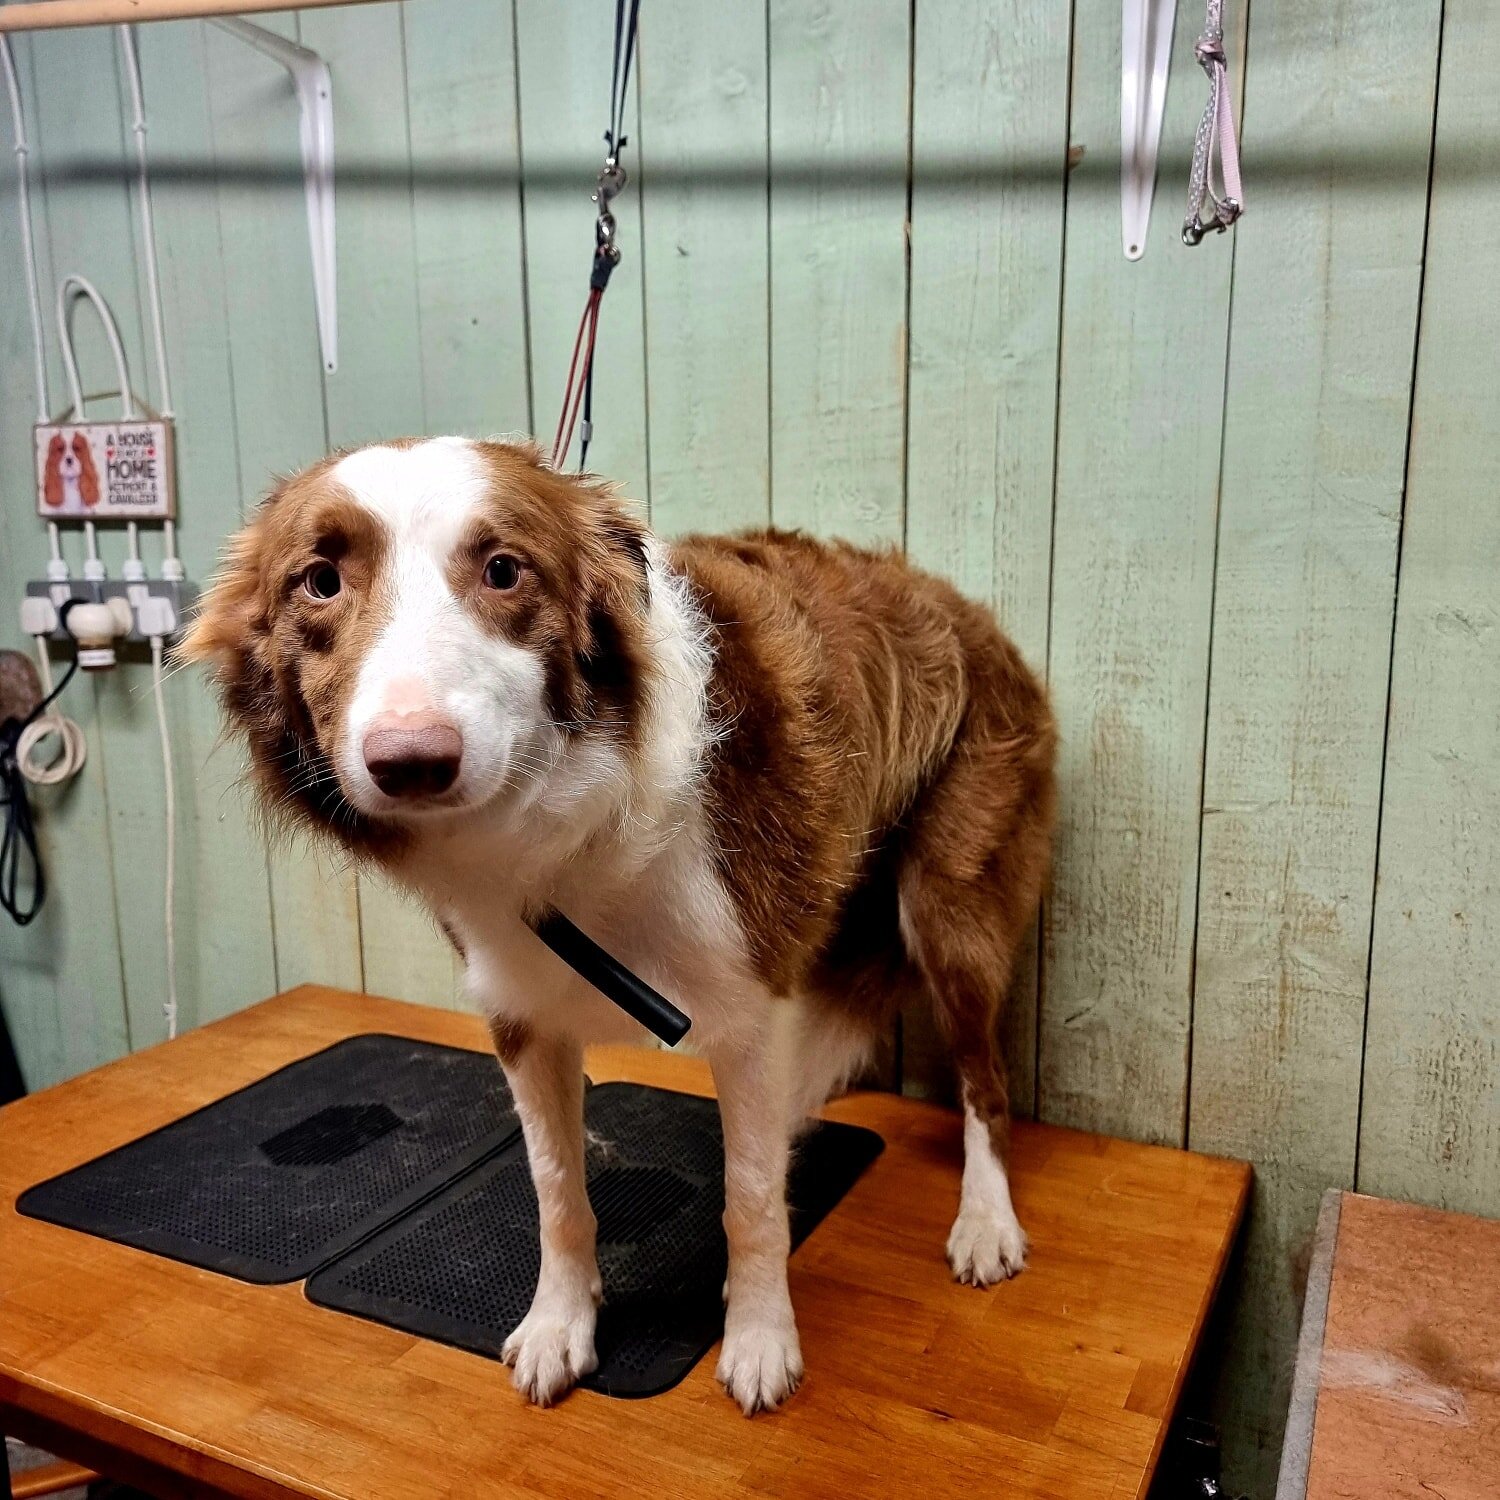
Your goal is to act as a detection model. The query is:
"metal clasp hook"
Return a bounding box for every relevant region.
[1182,196,1241,245]
[593,155,627,264]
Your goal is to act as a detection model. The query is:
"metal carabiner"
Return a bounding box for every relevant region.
[1182,197,1241,246]
[592,155,627,265]
[595,210,621,264]
[594,156,628,208]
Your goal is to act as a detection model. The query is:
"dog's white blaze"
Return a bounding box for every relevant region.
[333,438,554,815]
[332,436,488,553]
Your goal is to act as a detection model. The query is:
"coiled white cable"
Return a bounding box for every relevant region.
[17,640,88,788]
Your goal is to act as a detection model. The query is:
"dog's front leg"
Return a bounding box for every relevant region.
[496,1027,600,1405]
[710,1014,802,1414]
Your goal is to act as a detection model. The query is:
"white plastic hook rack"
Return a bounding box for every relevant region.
[211,17,337,372]
[1121,0,1178,261]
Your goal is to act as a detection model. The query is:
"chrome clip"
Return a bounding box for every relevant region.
[592,156,627,263]
[1182,196,1241,245]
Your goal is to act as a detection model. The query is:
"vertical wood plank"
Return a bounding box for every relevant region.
[17,26,141,1076]
[403,0,531,443]
[1186,3,1442,1489]
[296,1,451,1007]
[766,0,907,545]
[902,0,1071,1114]
[637,0,769,535]
[204,14,362,994]
[514,0,649,505]
[1360,0,1500,1216]
[905,0,1069,660]
[0,36,68,1087]
[1038,0,1243,1145]
[99,18,281,1042]
[391,0,534,1011]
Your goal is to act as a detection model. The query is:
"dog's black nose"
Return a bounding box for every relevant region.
[362,716,463,799]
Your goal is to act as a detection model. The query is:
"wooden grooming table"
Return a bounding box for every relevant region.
[0,987,1248,1500]
[1277,1189,1500,1500]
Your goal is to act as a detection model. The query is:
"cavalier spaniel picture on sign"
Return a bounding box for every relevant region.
[41,431,101,512]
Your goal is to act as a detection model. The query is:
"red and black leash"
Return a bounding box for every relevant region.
[550,0,641,471]
[538,0,691,1046]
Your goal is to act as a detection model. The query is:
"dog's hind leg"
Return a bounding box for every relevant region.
[897,675,1055,1286]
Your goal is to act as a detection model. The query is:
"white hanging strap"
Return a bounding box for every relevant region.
[1183,0,1243,245]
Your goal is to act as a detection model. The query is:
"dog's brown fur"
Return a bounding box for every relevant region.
[675,530,1055,1153]
[188,443,1055,1161]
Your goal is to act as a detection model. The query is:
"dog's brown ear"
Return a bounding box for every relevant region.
[179,530,258,674]
[570,488,652,724]
[177,487,283,679]
[595,498,650,604]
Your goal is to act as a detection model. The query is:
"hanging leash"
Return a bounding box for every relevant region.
[537,2,690,1045]
[1182,0,1244,245]
[551,0,641,470]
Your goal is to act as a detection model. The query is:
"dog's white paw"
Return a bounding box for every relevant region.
[501,1296,598,1406]
[716,1318,804,1415]
[947,1204,1029,1287]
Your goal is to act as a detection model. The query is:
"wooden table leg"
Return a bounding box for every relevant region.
[12,1460,100,1499]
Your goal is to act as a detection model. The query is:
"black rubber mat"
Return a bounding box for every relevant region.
[306,1082,884,1397]
[17,1034,519,1283]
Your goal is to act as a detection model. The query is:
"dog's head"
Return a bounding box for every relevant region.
[182,437,651,856]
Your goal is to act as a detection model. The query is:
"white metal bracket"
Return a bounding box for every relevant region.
[211,18,336,371]
[1121,0,1177,261]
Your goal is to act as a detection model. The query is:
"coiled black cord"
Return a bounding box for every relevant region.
[0,600,81,926]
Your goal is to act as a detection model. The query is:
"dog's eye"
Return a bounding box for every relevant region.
[303,562,342,601]
[483,554,522,591]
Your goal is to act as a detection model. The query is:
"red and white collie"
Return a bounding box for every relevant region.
[186,437,1055,1414]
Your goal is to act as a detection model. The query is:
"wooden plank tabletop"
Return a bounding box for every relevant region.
[1279,1190,1500,1500]
[0,986,1249,1500]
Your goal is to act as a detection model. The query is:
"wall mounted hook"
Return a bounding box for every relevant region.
[1121,0,1177,260]
[211,18,337,372]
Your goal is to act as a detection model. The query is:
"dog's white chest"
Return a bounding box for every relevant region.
[434,806,755,1051]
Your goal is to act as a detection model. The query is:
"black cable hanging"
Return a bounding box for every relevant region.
[0,601,82,927]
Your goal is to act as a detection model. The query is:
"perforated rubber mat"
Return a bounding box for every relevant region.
[17,1034,519,1283]
[305,1082,885,1397]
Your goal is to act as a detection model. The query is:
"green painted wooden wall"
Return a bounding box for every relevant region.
[1,2,1494,1491]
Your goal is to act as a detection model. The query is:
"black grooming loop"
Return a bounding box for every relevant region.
[0,599,81,926]
[552,0,642,471]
